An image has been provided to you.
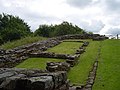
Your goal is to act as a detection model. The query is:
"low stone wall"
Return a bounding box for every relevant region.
[92,36,108,41]
[82,43,101,90]
[75,41,89,55]
[29,52,79,60]
[57,34,108,40]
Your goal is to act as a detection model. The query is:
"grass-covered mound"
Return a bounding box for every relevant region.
[0,36,46,49]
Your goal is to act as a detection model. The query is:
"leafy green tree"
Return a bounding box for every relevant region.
[34,21,86,37]
[0,13,31,44]
[34,25,50,37]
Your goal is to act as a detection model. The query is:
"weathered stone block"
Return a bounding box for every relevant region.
[48,71,67,89]
[66,59,75,67]
[0,74,26,90]
[0,72,15,81]
[46,65,58,72]
[0,77,17,90]
[30,76,54,90]
[46,62,70,72]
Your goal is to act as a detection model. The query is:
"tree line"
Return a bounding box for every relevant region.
[34,21,86,37]
[0,13,87,45]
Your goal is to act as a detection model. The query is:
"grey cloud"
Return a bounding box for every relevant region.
[23,13,61,31]
[80,20,105,33]
[27,14,61,31]
[105,0,120,12]
[66,0,93,8]
[108,17,120,26]
[107,28,120,35]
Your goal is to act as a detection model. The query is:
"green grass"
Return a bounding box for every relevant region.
[16,58,64,69]
[93,39,120,90]
[68,41,100,85]
[48,41,83,55]
[0,36,46,49]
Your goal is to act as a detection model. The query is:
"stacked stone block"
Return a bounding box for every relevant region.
[0,68,69,90]
[46,62,70,72]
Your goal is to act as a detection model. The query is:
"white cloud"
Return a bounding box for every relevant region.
[0,0,120,35]
[66,0,93,8]
[83,20,105,33]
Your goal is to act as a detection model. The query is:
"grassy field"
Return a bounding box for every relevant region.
[16,58,64,69]
[13,39,120,90]
[93,39,120,90]
[47,41,83,55]
[68,41,100,85]
[0,36,46,49]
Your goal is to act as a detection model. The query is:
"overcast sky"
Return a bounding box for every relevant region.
[0,0,120,35]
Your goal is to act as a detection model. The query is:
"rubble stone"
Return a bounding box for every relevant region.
[46,62,70,72]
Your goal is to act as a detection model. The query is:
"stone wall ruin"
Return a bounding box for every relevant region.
[0,34,107,90]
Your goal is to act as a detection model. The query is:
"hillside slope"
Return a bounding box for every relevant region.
[93,39,120,90]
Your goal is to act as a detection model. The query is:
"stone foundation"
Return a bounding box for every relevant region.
[0,34,107,68]
[0,34,107,90]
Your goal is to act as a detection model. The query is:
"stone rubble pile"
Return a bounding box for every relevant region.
[82,41,89,47]
[76,47,85,54]
[46,62,70,72]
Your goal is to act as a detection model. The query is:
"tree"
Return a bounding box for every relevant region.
[34,21,87,37]
[34,25,50,37]
[0,13,31,44]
